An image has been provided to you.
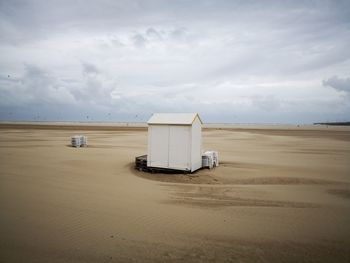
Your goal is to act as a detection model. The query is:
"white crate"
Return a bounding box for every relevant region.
[202,155,214,169]
[71,135,88,147]
[204,151,219,167]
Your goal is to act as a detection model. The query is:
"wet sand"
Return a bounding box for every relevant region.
[1,124,350,262]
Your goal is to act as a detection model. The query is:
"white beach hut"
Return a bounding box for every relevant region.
[147,113,202,172]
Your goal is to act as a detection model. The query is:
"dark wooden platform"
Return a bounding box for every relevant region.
[134,155,191,174]
[135,155,148,171]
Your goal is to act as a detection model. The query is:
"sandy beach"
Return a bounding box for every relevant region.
[1,123,350,262]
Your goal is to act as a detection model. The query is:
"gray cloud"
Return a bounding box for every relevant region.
[132,33,148,48]
[146,27,162,40]
[82,62,99,75]
[323,76,350,93]
[1,0,350,123]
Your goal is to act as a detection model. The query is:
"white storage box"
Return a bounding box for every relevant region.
[202,150,219,169]
[71,135,88,147]
[71,135,81,147]
[80,136,88,146]
[202,155,214,169]
[204,151,219,167]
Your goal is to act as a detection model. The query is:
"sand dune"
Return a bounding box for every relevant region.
[1,124,350,262]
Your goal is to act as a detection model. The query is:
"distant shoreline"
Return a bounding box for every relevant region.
[1,121,350,131]
[314,122,350,126]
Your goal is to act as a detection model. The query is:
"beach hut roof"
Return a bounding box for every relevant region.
[147,113,202,125]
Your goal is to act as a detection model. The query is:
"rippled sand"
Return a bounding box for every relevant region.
[1,124,350,262]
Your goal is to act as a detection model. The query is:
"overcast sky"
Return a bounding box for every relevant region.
[0,0,349,123]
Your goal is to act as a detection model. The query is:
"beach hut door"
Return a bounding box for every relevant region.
[168,126,190,169]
